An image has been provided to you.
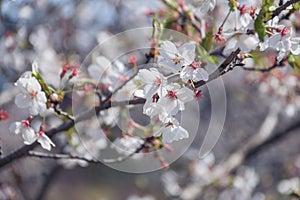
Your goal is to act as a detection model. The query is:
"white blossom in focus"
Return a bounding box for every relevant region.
[158,41,196,73]
[9,120,55,150]
[9,120,36,145]
[223,32,259,55]
[180,61,209,82]
[14,76,47,116]
[154,117,189,143]
[145,84,194,120]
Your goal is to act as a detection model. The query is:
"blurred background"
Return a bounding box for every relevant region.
[1,0,300,199]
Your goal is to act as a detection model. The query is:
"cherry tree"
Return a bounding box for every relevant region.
[0,0,300,199]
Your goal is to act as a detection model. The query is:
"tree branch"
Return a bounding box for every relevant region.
[271,0,299,19]
[194,48,241,88]
[28,151,102,164]
[241,60,285,72]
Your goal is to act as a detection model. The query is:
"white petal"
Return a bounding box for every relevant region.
[162,127,174,143]
[176,87,194,102]
[180,66,194,82]
[38,134,55,151]
[174,126,189,140]
[159,41,178,59]
[194,68,209,81]
[239,35,259,52]
[32,61,39,74]
[9,122,22,134]
[95,56,111,69]
[269,34,281,47]
[15,93,31,108]
[179,43,196,65]
[22,128,37,145]
[223,38,238,55]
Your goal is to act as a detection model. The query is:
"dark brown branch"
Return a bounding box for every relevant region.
[194,48,241,88]
[271,0,300,19]
[0,97,145,169]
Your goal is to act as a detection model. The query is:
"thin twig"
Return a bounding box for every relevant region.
[103,143,145,164]
[28,151,101,163]
[53,105,75,121]
[241,61,284,72]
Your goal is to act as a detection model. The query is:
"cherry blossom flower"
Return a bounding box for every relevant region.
[9,120,36,145]
[145,84,194,120]
[260,27,300,61]
[9,120,55,150]
[154,117,189,143]
[158,41,196,73]
[180,61,209,82]
[35,129,55,151]
[14,76,47,116]
[223,31,259,55]
[137,68,167,99]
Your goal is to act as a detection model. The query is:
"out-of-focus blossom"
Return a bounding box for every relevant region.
[161,170,182,196]
[0,109,9,120]
[277,177,300,194]
[112,135,144,156]
[127,194,155,200]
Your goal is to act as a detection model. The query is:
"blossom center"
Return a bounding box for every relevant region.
[29,90,38,98]
[172,55,182,64]
[167,91,177,99]
[38,130,44,137]
[21,120,30,127]
[190,61,201,69]
[154,77,162,85]
[281,27,290,36]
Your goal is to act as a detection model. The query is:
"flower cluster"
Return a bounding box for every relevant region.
[260,17,300,61]
[137,41,208,144]
[9,119,55,151]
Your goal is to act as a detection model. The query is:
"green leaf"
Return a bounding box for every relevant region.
[207,55,219,65]
[254,10,266,42]
[288,54,300,73]
[202,28,214,52]
[196,45,219,65]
